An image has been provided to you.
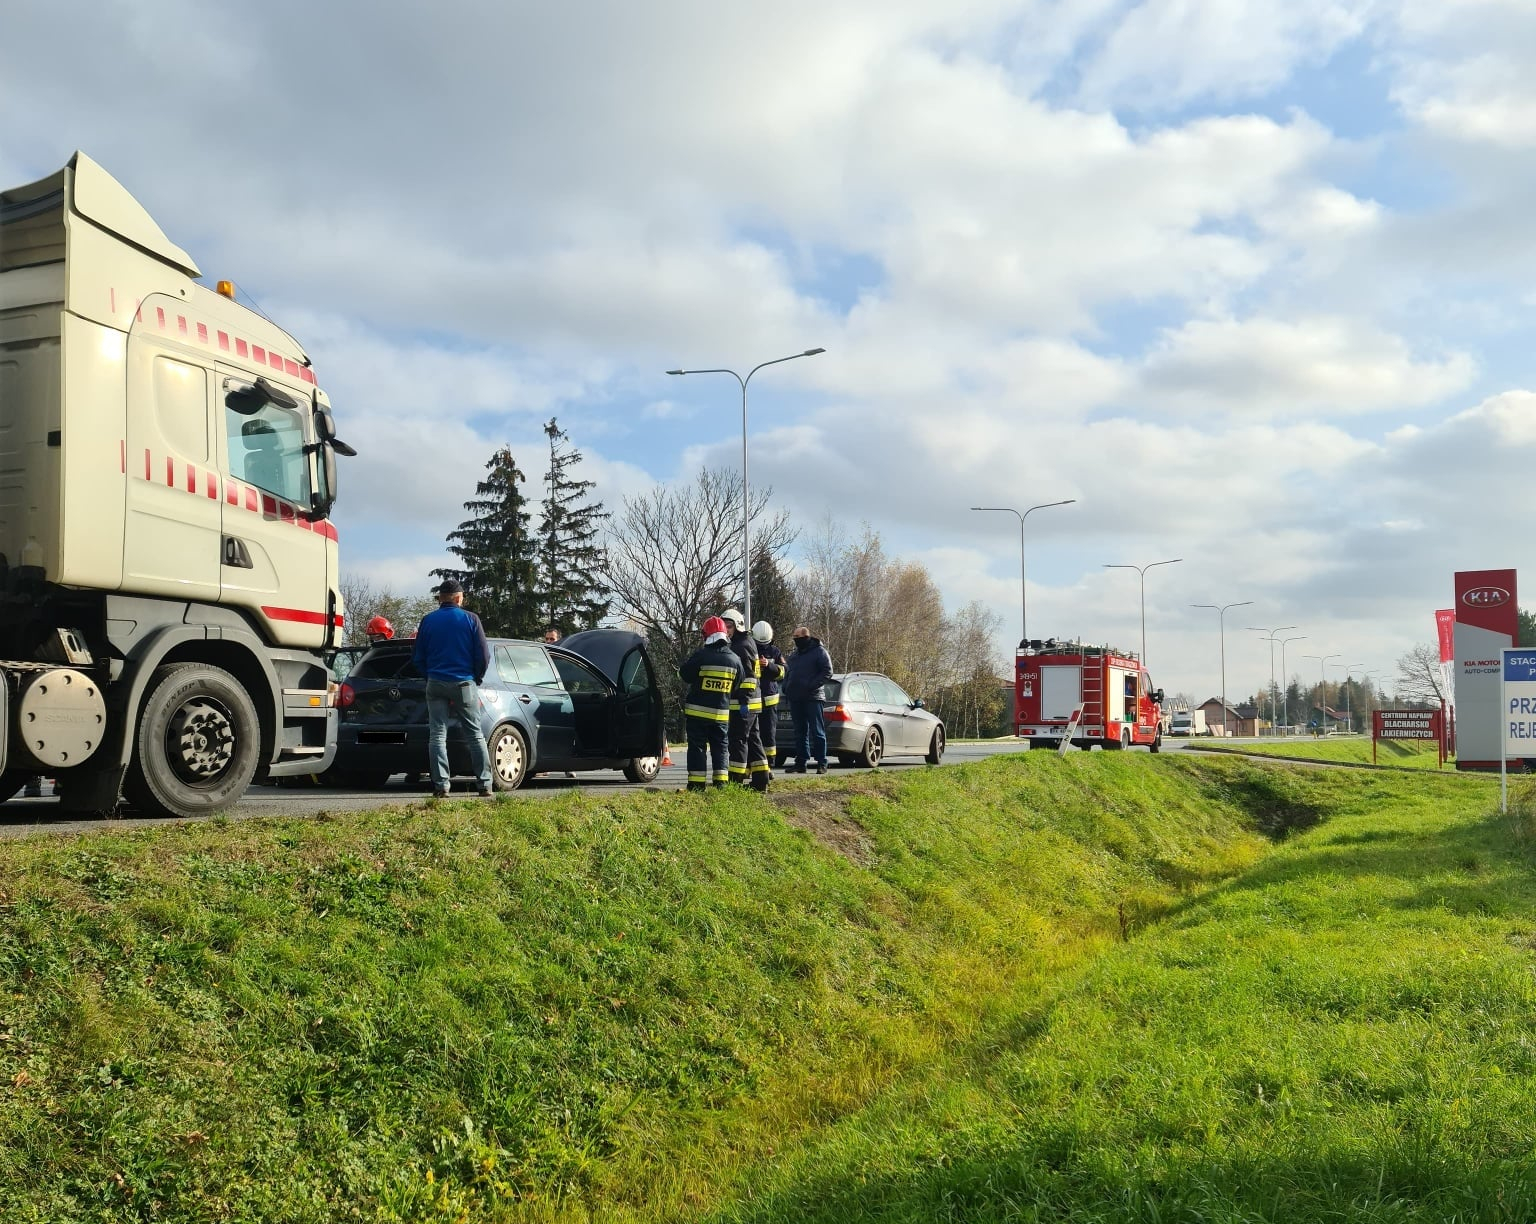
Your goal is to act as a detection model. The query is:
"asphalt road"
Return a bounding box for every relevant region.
[0,734,1214,841]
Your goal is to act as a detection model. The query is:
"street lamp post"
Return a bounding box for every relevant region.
[971,500,1077,646]
[667,348,826,624]
[1301,653,1341,732]
[1103,558,1183,665]
[1247,625,1297,736]
[1192,601,1253,737]
[1278,635,1307,733]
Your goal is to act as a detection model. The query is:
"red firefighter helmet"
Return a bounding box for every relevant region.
[701,616,728,639]
[365,615,395,642]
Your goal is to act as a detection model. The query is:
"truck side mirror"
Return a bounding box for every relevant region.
[1153,689,1165,704]
[310,444,338,520]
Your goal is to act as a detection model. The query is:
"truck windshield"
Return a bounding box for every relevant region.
[226,392,310,506]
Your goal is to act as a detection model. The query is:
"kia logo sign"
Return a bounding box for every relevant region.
[1462,586,1511,608]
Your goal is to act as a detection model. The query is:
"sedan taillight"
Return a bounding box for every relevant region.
[825,703,851,723]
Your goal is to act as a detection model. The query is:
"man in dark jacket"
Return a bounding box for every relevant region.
[753,620,786,767]
[678,616,741,791]
[721,608,770,790]
[782,625,834,773]
[412,579,493,798]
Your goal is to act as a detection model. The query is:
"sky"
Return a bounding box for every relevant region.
[4,0,1535,707]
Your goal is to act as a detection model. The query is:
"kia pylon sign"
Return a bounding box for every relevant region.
[1455,569,1518,770]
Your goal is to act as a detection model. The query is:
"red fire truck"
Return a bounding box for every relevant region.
[1014,639,1165,752]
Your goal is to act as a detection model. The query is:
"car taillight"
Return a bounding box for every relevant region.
[337,682,355,709]
[825,703,851,722]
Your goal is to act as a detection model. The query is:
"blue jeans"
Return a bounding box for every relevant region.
[425,678,491,791]
[789,697,827,766]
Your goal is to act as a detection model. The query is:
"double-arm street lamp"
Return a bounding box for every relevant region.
[971,500,1077,647]
[1302,653,1341,731]
[1248,625,1297,736]
[667,348,825,625]
[1278,634,1307,731]
[1103,559,1182,666]
[1193,601,1253,736]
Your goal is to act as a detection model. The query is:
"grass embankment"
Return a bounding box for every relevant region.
[0,756,1520,1221]
[1192,736,1450,769]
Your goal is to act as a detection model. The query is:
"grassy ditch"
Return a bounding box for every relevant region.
[1192,737,1450,769]
[0,755,1511,1221]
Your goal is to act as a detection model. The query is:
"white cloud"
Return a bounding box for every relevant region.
[1077,0,1374,110]
[1137,316,1476,416]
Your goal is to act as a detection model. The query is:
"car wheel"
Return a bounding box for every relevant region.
[925,726,945,765]
[858,726,884,769]
[125,662,261,819]
[623,755,660,783]
[489,724,529,791]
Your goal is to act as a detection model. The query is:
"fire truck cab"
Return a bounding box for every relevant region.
[1014,639,1164,752]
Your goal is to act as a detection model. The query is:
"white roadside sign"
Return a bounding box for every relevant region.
[1500,648,1536,810]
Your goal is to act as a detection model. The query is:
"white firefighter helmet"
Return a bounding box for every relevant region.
[752,620,772,643]
[719,608,746,632]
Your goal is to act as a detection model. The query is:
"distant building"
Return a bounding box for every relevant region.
[1199,698,1260,737]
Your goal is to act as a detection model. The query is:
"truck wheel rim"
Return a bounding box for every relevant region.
[495,732,523,783]
[168,696,236,783]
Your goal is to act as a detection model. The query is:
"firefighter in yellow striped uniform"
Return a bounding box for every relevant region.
[678,616,741,791]
[752,620,786,767]
[720,608,771,790]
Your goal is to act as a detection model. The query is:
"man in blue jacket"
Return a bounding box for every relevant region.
[782,625,834,773]
[412,578,493,797]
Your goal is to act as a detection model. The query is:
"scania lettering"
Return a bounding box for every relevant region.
[0,153,353,816]
[1013,638,1165,752]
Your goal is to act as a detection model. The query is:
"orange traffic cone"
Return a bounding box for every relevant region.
[662,747,673,766]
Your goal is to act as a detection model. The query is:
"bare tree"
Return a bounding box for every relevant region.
[338,572,436,646]
[605,468,794,729]
[1395,642,1448,707]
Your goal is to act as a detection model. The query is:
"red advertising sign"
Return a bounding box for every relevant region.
[1435,608,1455,664]
[1455,569,1518,637]
[1373,708,1446,766]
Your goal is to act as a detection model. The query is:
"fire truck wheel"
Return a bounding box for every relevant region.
[1150,734,1162,754]
[126,662,261,819]
[0,772,29,803]
[858,727,884,768]
[925,727,945,765]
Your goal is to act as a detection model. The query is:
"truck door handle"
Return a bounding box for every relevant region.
[222,536,254,569]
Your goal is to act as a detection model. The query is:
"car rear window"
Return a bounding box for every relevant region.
[822,679,842,702]
[501,643,561,688]
[352,648,419,680]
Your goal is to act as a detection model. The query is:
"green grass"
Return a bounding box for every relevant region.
[1191,736,1451,769]
[0,755,1518,1221]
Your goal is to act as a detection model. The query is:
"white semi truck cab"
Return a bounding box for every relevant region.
[0,152,353,817]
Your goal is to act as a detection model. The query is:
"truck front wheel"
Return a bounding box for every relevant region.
[126,663,261,818]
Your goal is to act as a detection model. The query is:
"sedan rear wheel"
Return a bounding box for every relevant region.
[489,724,529,791]
[925,726,945,765]
[623,756,660,783]
[858,726,884,769]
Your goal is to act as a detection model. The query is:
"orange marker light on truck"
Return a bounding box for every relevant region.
[216,280,236,299]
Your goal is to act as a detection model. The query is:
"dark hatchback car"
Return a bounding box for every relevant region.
[774,671,945,768]
[327,629,665,790]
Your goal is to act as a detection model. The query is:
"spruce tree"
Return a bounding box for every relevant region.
[538,418,610,634]
[433,447,541,638]
[748,545,797,643]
